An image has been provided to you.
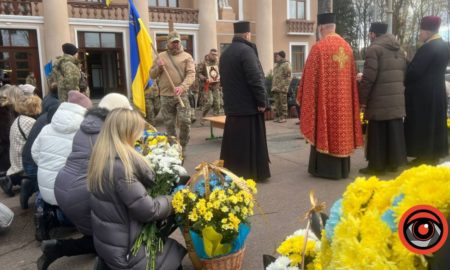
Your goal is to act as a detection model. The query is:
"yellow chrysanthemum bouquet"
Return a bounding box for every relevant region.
[313,165,450,270]
[172,161,257,269]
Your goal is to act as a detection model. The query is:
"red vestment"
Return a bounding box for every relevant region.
[297,34,363,157]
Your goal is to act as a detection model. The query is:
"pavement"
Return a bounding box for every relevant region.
[1,115,446,270]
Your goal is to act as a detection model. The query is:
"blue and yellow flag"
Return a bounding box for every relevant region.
[129,0,153,114]
[104,0,112,7]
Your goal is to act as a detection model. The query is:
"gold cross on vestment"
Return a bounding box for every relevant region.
[332,47,349,69]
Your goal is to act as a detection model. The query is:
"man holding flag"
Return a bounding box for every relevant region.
[150,31,196,156]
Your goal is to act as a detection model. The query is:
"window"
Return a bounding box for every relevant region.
[289,0,306,20]
[83,32,118,48]
[149,0,179,7]
[291,45,305,74]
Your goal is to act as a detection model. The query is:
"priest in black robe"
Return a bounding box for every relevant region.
[404,16,450,165]
[219,21,270,182]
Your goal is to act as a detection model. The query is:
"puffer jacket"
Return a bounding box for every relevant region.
[359,34,407,120]
[32,102,86,205]
[91,157,186,270]
[55,108,108,236]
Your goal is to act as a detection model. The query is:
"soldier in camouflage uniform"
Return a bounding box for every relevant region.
[150,31,195,154]
[144,82,161,127]
[50,43,81,102]
[198,49,223,124]
[271,51,292,123]
[25,72,37,87]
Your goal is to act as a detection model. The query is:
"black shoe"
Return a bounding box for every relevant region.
[37,239,62,270]
[34,213,50,242]
[359,167,385,176]
[0,175,14,197]
[20,178,34,209]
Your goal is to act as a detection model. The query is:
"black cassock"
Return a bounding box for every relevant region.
[404,37,450,161]
[220,114,270,182]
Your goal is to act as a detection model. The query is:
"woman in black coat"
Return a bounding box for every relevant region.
[404,16,450,164]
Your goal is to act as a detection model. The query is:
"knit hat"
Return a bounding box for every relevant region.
[420,16,441,32]
[18,84,35,95]
[98,93,132,111]
[68,90,92,109]
[277,51,286,59]
[369,22,388,34]
[234,21,251,34]
[62,43,78,56]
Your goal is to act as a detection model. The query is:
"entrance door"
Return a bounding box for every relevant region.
[77,31,126,99]
[0,29,41,96]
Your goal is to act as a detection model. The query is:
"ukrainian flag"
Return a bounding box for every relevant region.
[104,0,112,7]
[129,0,153,114]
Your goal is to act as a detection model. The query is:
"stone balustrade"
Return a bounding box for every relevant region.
[68,1,129,20]
[286,19,315,34]
[0,0,43,16]
[149,6,199,24]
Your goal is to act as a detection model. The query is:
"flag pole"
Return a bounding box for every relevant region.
[149,43,185,108]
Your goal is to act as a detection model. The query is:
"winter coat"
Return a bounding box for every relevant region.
[42,92,60,114]
[91,157,185,270]
[219,37,267,116]
[0,98,15,172]
[55,108,108,236]
[22,106,59,175]
[404,36,450,159]
[32,102,86,205]
[272,59,292,93]
[8,115,35,176]
[359,34,407,120]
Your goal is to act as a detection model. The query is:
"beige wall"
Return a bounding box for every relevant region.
[272,0,317,73]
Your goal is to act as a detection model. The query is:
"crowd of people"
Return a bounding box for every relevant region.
[0,11,449,270]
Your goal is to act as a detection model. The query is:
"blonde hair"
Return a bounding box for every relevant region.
[1,85,24,109]
[15,95,42,117]
[87,108,147,193]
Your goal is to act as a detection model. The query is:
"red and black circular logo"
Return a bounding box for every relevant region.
[399,205,448,254]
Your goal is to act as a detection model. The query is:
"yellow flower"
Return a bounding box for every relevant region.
[188,210,199,222]
[229,195,238,204]
[246,179,257,194]
[221,206,229,213]
[188,192,197,201]
[233,206,240,213]
[213,200,221,209]
[203,211,213,222]
[172,192,186,213]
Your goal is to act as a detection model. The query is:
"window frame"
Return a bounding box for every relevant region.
[289,42,309,76]
[287,0,310,20]
[148,0,179,7]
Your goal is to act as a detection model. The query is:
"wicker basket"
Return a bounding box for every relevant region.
[182,228,203,270]
[200,247,246,270]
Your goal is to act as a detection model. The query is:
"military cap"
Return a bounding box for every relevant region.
[167,31,181,43]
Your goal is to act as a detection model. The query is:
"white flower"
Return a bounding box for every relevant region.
[266,256,298,270]
[172,165,187,175]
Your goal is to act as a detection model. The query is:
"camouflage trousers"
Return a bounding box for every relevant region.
[273,92,288,119]
[160,95,191,148]
[145,95,161,127]
[202,87,223,116]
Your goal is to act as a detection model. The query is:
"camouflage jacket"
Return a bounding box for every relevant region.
[272,59,292,93]
[198,56,221,91]
[51,54,81,101]
[145,82,160,99]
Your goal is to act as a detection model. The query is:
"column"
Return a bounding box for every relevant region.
[198,0,218,58]
[255,0,273,74]
[43,0,71,62]
[135,0,150,33]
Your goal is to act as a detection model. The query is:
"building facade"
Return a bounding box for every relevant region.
[0,0,317,98]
